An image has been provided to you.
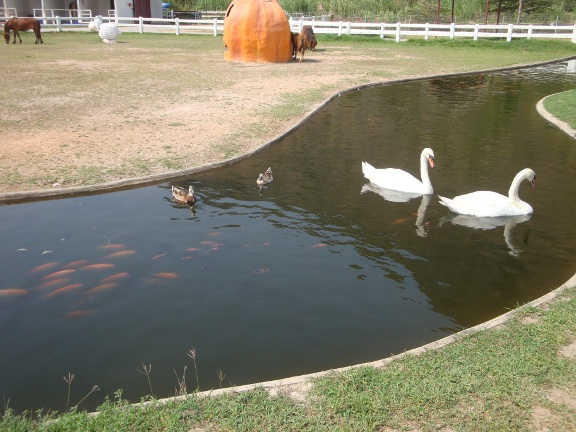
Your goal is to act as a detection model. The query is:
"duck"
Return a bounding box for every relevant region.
[256,167,273,186]
[438,168,536,217]
[172,185,197,206]
[362,148,435,195]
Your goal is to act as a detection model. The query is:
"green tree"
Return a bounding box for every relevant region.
[493,0,554,14]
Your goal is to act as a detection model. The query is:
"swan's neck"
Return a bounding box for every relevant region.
[420,155,433,194]
[508,172,529,210]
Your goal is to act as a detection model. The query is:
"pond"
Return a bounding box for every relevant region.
[1,60,575,413]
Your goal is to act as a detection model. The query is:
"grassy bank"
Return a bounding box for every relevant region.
[2,285,575,431]
[543,89,576,130]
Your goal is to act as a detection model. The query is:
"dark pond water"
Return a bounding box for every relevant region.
[1,60,576,413]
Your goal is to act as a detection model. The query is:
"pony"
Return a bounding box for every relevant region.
[3,17,43,45]
[301,25,317,51]
[292,33,311,63]
[290,32,299,59]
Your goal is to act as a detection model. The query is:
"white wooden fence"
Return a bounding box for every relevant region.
[24,16,576,43]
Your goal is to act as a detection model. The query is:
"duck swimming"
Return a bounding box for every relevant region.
[172,185,197,206]
[257,167,273,186]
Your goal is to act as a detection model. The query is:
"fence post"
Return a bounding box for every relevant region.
[424,23,429,41]
[380,23,384,39]
[450,22,455,39]
[573,24,576,43]
[527,24,532,40]
[175,17,179,35]
[299,18,303,33]
[338,21,342,37]
[213,18,218,36]
[474,23,479,41]
[506,23,513,42]
[139,16,144,34]
[56,16,62,32]
[395,22,401,42]
[347,21,351,35]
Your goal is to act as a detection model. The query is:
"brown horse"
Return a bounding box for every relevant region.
[3,17,43,45]
[301,25,317,51]
[291,32,311,63]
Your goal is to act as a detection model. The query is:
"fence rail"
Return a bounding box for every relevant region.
[7,15,576,43]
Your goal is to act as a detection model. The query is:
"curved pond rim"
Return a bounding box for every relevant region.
[99,271,574,414]
[1,55,575,205]
[537,94,576,138]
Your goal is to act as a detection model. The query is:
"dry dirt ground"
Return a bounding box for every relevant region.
[2,35,400,196]
[4,31,570,198]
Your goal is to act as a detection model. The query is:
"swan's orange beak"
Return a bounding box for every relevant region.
[428,157,435,168]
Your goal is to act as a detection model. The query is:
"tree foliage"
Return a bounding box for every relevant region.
[493,0,555,14]
[166,0,575,17]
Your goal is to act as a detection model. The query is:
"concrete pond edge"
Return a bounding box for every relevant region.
[536,92,576,139]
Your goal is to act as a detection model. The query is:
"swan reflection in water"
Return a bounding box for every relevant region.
[361,183,432,237]
[438,213,532,257]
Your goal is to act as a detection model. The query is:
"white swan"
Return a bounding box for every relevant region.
[362,148,435,195]
[438,168,536,217]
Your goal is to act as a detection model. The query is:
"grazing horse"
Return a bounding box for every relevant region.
[301,25,317,51]
[3,17,43,45]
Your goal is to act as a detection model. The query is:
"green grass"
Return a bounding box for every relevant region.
[1,287,574,431]
[543,89,576,129]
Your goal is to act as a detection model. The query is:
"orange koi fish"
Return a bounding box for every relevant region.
[29,262,60,273]
[86,283,119,294]
[311,243,328,248]
[253,268,270,274]
[98,244,126,250]
[42,269,76,280]
[65,310,95,319]
[81,264,115,270]
[199,241,215,245]
[151,253,166,260]
[36,277,72,289]
[185,248,201,252]
[152,272,180,279]
[0,288,28,297]
[104,250,136,259]
[63,260,90,269]
[45,283,84,298]
[141,278,161,284]
[100,272,130,282]
[207,232,221,237]
[392,218,409,224]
